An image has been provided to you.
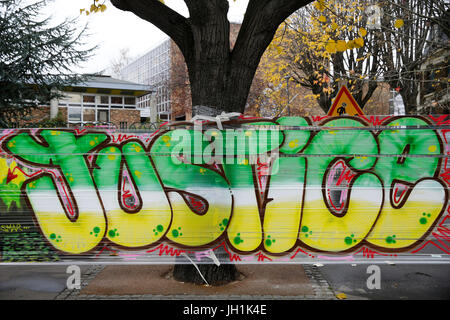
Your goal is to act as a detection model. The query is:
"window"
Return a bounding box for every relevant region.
[64,93,140,123]
[68,107,82,122]
[124,97,136,105]
[83,108,95,122]
[111,96,123,105]
[97,110,109,122]
[83,95,95,104]
[100,96,109,104]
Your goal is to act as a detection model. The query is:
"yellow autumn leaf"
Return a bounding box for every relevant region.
[276,45,283,55]
[314,0,325,11]
[336,292,347,300]
[336,40,347,52]
[331,22,338,31]
[354,37,364,48]
[359,27,367,37]
[347,40,355,49]
[394,19,404,28]
[318,15,327,23]
[325,40,336,53]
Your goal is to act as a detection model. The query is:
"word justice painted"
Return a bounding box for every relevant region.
[1,115,450,263]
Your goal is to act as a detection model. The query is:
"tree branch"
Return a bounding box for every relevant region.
[232,0,313,65]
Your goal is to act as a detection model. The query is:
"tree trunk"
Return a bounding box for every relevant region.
[172,246,239,286]
[173,263,238,286]
[173,102,240,286]
[110,0,314,287]
[182,1,260,114]
[188,59,257,114]
[401,88,418,115]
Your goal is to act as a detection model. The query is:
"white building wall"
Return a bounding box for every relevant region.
[121,39,172,120]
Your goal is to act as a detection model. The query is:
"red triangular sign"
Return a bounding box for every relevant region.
[327,85,365,116]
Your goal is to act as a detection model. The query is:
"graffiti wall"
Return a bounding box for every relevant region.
[1,115,450,264]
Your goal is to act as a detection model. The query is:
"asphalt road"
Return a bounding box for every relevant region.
[319,263,450,300]
[0,265,90,300]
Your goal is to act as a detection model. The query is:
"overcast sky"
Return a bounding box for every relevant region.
[44,0,249,75]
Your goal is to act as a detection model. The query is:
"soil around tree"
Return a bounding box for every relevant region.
[79,264,314,296]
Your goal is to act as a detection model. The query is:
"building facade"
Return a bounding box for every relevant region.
[28,75,153,129]
[418,47,450,114]
[417,19,450,114]
[121,40,174,121]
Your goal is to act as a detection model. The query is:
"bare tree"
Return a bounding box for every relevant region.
[108,47,135,78]
[261,1,385,114]
[378,0,449,114]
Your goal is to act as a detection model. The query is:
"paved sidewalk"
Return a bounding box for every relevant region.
[0,265,91,300]
[55,264,337,300]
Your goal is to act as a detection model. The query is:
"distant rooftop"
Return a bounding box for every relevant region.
[65,74,154,97]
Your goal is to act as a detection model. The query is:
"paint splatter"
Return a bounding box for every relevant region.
[153,225,164,236]
[219,218,229,231]
[108,229,119,238]
[344,234,357,245]
[385,235,396,244]
[233,233,244,245]
[420,212,431,225]
[265,235,276,247]
[301,226,313,238]
[172,227,182,238]
[49,233,62,243]
[90,226,101,237]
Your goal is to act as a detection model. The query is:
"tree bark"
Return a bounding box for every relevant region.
[172,246,239,286]
[174,97,241,285]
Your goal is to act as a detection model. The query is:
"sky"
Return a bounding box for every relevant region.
[44,0,249,75]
